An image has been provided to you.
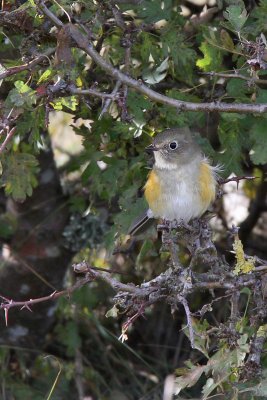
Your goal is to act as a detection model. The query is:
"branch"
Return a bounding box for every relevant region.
[0,48,55,81]
[180,296,195,348]
[37,79,121,100]
[201,71,267,86]
[0,126,16,154]
[219,175,257,189]
[69,85,120,99]
[0,275,91,325]
[98,80,122,119]
[36,2,267,114]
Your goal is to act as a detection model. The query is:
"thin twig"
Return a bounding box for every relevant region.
[98,80,122,119]
[0,49,55,81]
[0,127,16,154]
[201,71,267,85]
[180,296,195,348]
[0,276,91,312]
[69,86,120,99]
[219,175,257,190]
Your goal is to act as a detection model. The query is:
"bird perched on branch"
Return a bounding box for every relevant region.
[129,127,219,235]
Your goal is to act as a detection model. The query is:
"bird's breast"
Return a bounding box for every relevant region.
[144,160,216,222]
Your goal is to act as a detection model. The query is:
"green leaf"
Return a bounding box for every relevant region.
[0,153,39,201]
[217,114,247,175]
[56,321,81,357]
[51,96,78,111]
[255,87,267,104]
[223,4,248,33]
[127,91,153,122]
[37,67,53,84]
[196,41,223,72]
[143,57,169,84]
[138,32,160,62]
[138,0,172,23]
[226,78,251,101]
[9,80,36,107]
[249,120,267,164]
[161,31,196,81]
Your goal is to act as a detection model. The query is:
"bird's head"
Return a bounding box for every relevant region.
[145,127,201,170]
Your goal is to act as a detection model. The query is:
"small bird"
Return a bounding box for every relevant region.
[129,127,219,235]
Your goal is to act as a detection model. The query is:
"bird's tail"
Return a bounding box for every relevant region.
[128,210,153,236]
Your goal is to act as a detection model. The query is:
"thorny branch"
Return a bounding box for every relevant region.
[35,1,267,114]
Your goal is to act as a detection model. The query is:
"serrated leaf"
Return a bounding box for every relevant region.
[37,68,53,84]
[161,31,197,81]
[226,78,250,101]
[143,57,169,84]
[217,114,247,175]
[255,87,267,104]
[139,32,159,62]
[0,153,39,201]
[249,120,267,164]
[127,92,153,121]
[9,80,36,107]
[223,4,248,33]
[138,0,172,23]
[196,41,223,72]
[51,96,78,111]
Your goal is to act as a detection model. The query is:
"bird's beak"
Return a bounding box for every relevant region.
[145,144,159,154]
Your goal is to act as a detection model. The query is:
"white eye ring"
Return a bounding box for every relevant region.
[169,141,178,150]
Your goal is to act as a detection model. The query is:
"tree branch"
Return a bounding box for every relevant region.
[201,71,267,86]
[36,2,267,114]
[0,48,55,81]
[0,126,16,154]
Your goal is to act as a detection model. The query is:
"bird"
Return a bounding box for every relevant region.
[129,127,219,235]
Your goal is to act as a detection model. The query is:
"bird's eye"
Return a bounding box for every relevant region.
[169,141,178,150]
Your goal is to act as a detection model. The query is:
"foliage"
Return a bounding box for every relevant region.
[1,0,267,399]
